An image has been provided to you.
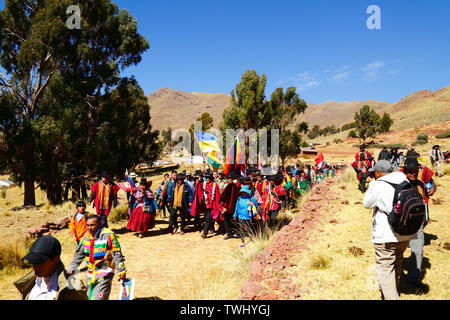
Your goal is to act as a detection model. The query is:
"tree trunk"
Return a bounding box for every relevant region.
[24,177,36,206]
[81,181,87,199]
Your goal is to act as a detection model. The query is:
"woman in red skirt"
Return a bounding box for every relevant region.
[127,178,159,238]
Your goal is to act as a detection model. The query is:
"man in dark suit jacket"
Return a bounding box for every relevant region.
[167,173,194,235]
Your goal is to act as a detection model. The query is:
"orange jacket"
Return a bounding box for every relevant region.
[69,212,92,242]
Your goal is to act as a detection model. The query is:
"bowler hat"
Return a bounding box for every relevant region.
[402,158,420,170]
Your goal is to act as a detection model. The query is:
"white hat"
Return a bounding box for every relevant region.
[129,172,137,178]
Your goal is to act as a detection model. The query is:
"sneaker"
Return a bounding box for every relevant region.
[180,231,185,235]
[201,234,207,239]
[223,235,231,240]
[172,228,178,235]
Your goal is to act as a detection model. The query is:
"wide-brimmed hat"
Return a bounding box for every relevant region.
[129,172,137,179]
[204,171,214,179]
[433,145,440,149]
[402,158,420,170]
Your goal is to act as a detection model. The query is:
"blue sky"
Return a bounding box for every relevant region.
[2,0,450,104]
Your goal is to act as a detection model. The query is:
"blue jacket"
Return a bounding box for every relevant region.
[234,195,258,220]
[167,182,194,210]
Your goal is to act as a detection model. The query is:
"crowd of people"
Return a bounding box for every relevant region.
[125,163,345,242]
[13,142,445,300]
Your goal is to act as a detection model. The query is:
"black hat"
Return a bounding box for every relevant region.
[204,171,214,179]
[406,150,420,159]
[141,178,148,184]
[242,176,252,184]
[360,145,366,150]
[101,171,110,178]
[433,145,440,149]
[76,201,86,208]
[402,158,420,170]
[22,236,61,265]
[176,173,185,180]
[226,172,235,179]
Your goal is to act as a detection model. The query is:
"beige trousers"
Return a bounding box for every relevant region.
[374,241,410,300]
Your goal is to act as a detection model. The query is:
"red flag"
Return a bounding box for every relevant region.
[315,152,324,165]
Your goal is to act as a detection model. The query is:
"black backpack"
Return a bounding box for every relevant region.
[383,180,425,235]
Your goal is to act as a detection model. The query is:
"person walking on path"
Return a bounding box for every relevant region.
[363,160,418,300]
[378,146,390,161]
[127,178,159,238]
[69,201,93,245]
[233,185,258,245]
[68,215,126,300]
[89,172,120,228]
[430,145,445,177]
[400,157,436,292]
[219,172,241,240]
[167,173,194,235]
[201,172,222,239]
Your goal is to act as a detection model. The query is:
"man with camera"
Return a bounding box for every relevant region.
[363,160,418,300]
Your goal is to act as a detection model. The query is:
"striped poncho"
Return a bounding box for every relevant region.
[69,227,126,288]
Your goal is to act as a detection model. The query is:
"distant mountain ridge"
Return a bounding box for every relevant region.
[147,85,450,132]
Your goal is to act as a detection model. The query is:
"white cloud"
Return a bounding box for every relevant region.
[332,71,351,81]
[363,61,386,79]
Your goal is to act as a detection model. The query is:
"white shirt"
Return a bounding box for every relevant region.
[28,270,59,300]
[363,172,418,244]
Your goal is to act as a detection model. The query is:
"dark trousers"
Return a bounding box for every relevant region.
[99,214,108,228]
[169,206,186,231]
[161,197,169,218]
[268,210,279,228]
[223,211,235,236]
[202,209,214,236]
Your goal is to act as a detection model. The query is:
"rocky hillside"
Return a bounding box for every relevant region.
[147,85,450,132]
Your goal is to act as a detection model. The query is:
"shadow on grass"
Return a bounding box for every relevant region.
[399,256,431,296]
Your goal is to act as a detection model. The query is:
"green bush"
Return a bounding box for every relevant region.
[348,130,357,138]
[436,131,450,139]
[417,132,428,142]
[412,139,428,147]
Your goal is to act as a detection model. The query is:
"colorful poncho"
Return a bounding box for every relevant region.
[90,181,120,215]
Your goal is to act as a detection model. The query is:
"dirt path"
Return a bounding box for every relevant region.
[238,179,339,300]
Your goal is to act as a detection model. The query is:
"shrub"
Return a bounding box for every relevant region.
[109,204,129,223]
[417,132,428,142]
[309,253,331,270]
[436,131,450,139]
[0,237,34,272]
[333,138,342,144]
[348,130,357,138]
[412,139,427,146]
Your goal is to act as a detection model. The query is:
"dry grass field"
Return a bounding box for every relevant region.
[0,136,449,300]
[283,166,450,300]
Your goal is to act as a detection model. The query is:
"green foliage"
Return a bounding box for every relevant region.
[0,0,156,205]
[412,139,428,147]
[333,138,342,144]
[348,130,358,138]
[307,125,321,140]
[341,121,357,131]
[378,113,394,133]
[354,105,381,143]
[221,70,308,165]
[436,131,450,139]
[417,132,429,142]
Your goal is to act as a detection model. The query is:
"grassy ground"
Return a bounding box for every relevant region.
[283,167,450,300]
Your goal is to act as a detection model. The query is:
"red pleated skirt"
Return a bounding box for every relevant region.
[127,205,156,232]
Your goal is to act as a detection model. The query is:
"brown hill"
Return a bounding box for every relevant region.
[147,88,230,131]
[296,99,394,128]
[147,85,450,133]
